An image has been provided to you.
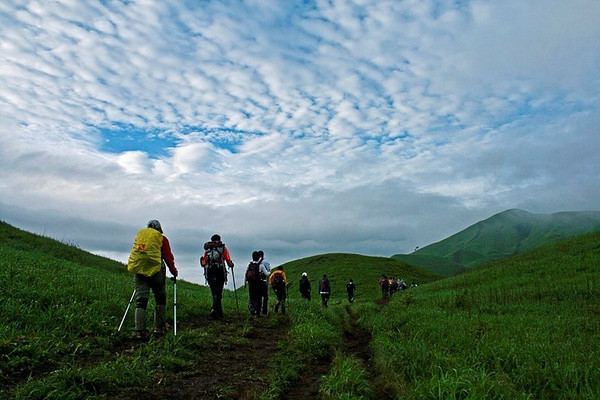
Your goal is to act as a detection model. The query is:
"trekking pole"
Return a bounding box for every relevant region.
[230,266,240,316]
[171,277,177,336]
[118,289,136,332]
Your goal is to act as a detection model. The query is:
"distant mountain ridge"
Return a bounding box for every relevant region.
[392,209,600,276]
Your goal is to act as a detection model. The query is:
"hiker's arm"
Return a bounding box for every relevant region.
[161,236,178,277]
[223,248,234,268]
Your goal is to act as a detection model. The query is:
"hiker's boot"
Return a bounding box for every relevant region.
[154,305,166,332]
[136,329,149,340]
[134,307,146,332]
[153,327,167,337]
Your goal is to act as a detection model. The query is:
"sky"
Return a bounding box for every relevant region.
[1,0,599,286]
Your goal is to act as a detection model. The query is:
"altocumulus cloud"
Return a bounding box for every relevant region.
[1,0,599,285]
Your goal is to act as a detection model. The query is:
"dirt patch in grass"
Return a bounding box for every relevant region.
[111,314,290,400]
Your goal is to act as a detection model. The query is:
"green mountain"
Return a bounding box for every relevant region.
[392,209,600,276]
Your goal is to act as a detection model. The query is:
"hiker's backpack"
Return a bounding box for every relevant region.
[320,278,329,293]
[271,271,285,290]
[204,241,226,282]
[380,278,389,289]
[245,262,261,283]
[127,228,163,277]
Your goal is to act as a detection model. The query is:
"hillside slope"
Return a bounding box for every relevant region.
[392,209,600,276]
[368,230,600,399]
[281,253,442,301]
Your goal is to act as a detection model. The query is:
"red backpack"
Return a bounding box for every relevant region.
[245,262,261,283]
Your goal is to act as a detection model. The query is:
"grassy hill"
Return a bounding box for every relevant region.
[2,219,599,399]
[392,208,600,275]
[280,253,443,301]
[365,229,600,399]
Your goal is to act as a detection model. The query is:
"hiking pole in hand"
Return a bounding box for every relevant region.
[230,266,240,317]
[118,289,136,332]
[171,277,177,336]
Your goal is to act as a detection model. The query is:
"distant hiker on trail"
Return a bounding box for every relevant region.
[378,274,389,299]
[201,234,234,320]
[127,220,178,339]
[399,278,408,290]
[389,277,398,297]
[411,281,418,288]
[346,278,356,303]
[269,266,288,314]
[299,272,311,301]
[245,251,263,317]
[319,274,331,307]
[258,250,271,316]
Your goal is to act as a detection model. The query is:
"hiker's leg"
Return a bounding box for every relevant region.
[134,274,150,332]
[149,269,167,330]
[261,281,269,315]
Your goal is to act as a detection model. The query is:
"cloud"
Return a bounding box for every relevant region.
[1,0,599,285]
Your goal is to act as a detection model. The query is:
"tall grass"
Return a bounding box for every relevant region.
[363,231,600,399]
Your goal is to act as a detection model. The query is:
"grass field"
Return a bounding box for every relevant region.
[1,220,598,399]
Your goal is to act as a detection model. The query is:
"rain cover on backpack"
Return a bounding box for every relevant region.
[204,241,227,282]
[127,228,163,277]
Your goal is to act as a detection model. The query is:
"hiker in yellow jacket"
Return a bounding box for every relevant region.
[269,266,288,314]
[127,220,178,339]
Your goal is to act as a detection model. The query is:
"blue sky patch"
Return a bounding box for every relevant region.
[98,124,179,158]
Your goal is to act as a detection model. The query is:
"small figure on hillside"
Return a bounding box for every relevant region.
[201,234,234,320]
[411,281,418,288]
[378,274,389,299]
[299,272,311,301]
[319,274,331,307]
[258,250,271,315]
[245,251,263,316]
[389,277,398,297]
[127,220,178,339]
[346,278,356,303]
[399,278,407,290]
[269,266,288,314]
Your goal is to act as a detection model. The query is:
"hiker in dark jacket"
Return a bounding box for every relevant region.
[346,278,356,303]
[245,251,263,316]
[299,272,311,301]
[319,274,331,307]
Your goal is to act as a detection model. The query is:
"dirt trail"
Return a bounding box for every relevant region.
[111,314,289,400]
[282,304,376,400]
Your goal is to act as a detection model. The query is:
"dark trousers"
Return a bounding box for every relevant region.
[301,290,311,301]
[209,279,225,318]
[321,293,330,307]
[248,282,262,316]
[260,281,269,314]
[274,287,287,314]
[347,291,354,303]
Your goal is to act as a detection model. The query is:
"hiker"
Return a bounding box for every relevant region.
[245,251,263,316]
[319,274,331,307]
[258,250,271,315]
[399,278,407,290]
[378,274,389,299]
[346,278,356,303]
[201,234,234,319]
[389,277,398,297]
[127,220,178,339]
[299,272,311,301]
[411,281,418,288]
[269,266,288,314]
